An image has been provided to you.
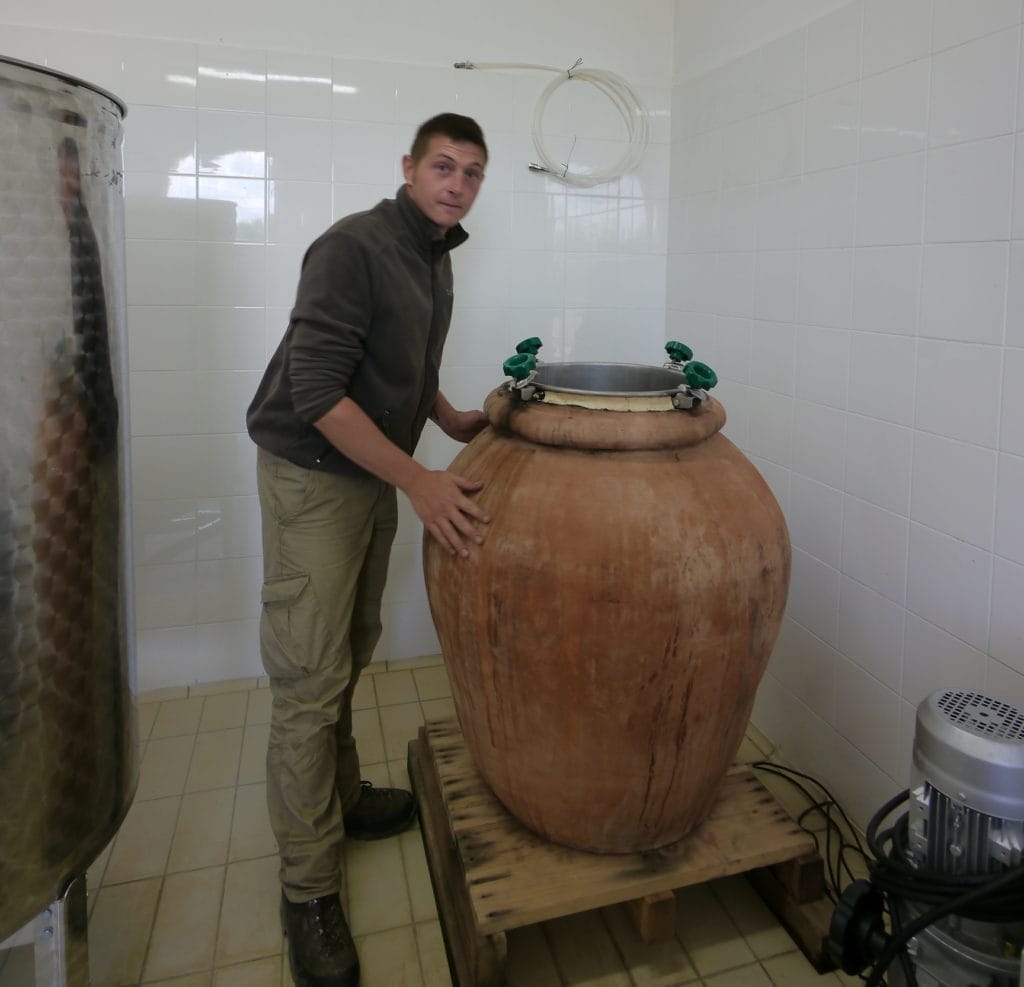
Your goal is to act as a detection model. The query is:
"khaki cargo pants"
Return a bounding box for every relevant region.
[256,448,398,902]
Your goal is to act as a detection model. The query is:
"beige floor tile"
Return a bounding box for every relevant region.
[151,697,205,739]
[351,708,386,765]
[246,688,273,725]
[413,920,452,987]
[703,962,773,986]
[229,783,277,862]
[374,669,419,706]
[137,702,160,742]
[360,761,391,790]
[144,975,212,986]
[344,836,412,936]
[735,737,763,764]
[87,836,116,893]
[398,828,436,923]
[601,903,699,986]
[139,686,189,704]
[675,885,755,977]
[420,697,456,720]
[168,788,236,873]
[832,969,865,985]
[239,723,270,784]
[190,677,258,697]
[200,692,249,732]
[744,722,775,757]
[186,728,244,792]
[88,876,162,987]
[355,925,423,987]
[387,756,412,792]
[105,795,180,884]
[762,949,842,986]
[213,954,281,987]
[137,735,196,801]
[92,681,842,987]
[388,654,443,672]
[711,877,795,960]
[412,665,451,701]
[215,855,283,967]
[543,911,633,986]
[352,674,377,711]
[143,867,225,982]
[378,702,424,763]
[506,925,562,987]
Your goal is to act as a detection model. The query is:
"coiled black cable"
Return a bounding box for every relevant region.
[866,790,1024,923]
[751,761,869,904]
[863,789,1024,987]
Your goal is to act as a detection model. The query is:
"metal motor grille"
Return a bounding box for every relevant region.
[936,690,1024,741]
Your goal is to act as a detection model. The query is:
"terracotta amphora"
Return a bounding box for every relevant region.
[424,361,790,852]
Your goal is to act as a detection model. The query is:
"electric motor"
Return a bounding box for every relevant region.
[829,690,1024,987]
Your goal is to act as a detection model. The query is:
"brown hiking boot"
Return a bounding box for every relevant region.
[342,781,417,840]
[280,893,359,987]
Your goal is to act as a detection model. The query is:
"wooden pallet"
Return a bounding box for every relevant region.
[408,716,830,987]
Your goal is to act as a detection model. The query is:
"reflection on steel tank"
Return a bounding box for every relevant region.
[0,55,136,942]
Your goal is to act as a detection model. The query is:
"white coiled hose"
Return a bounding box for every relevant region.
[454,59,650,188]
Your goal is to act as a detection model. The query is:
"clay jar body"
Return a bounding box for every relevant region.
[423,371,791,853]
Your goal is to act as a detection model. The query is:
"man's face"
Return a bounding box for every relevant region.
[402,136,486,230]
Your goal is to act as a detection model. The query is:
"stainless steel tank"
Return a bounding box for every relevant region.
[0,55,136,943]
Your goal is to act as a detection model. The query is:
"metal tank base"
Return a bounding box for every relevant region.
[0,878,89,987]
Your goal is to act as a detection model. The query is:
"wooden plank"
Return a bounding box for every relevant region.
[746,865,837,973]
[408,731,507,987]
[625,891,677,944]
[763,851,826,905]
[421,716,817,937]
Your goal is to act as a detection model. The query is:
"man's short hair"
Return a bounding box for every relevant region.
[410,113,488,164]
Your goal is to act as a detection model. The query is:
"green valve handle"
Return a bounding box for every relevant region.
[684,360,717,390]
[665,340,693,364]
[503,353,537,380]
[516,336,544,355]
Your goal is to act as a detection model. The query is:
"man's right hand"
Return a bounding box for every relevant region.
[313,397,491,557]
[406,470,490,558]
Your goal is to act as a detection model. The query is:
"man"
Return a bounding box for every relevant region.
[246,113,491,987]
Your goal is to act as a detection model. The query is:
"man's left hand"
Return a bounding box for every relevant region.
[438,408,488,444]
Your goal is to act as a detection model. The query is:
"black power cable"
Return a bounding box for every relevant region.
[750,762,1024,986]
[751,761,869,904]
[862,789,1024,987]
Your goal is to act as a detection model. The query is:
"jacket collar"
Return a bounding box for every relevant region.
[395,184,469,254]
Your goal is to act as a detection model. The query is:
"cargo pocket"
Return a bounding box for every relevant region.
[259,572,332,682]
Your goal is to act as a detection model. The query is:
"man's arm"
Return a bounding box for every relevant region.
[314,396,489,557]
[430,390,489,443]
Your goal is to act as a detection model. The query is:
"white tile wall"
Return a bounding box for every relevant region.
[2,18,671,692]
[670,0,1024,824]
[6,0,1024,823]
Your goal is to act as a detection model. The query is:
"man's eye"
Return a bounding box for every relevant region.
[436,163,451,173]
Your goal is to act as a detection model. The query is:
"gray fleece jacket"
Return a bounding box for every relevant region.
[246,185,469,476]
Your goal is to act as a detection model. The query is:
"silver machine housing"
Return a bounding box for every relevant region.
[895,690,1024,987]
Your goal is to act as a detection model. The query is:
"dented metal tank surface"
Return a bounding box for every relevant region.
[0,56,136,941]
